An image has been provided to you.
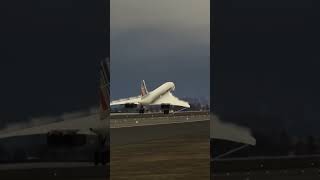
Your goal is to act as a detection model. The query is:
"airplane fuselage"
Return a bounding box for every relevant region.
[110,80,189,114]
[140,82,175,105]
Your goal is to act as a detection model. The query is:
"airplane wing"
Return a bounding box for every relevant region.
[210,114,256,145]
[150,92,190,108]
[0,113,106,139]
[0,58,110,139]
[110,95,141,106]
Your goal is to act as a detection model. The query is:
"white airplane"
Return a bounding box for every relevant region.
[111,80,190,114]
[0,59,110,165]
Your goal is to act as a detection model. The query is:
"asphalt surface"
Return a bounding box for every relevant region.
[110,113,209,145]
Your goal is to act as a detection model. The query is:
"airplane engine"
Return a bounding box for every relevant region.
[124,103,138,108]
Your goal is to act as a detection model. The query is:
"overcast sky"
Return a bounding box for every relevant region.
[0,0,209,122]
[0,0,107,122]
[110,0,210,100]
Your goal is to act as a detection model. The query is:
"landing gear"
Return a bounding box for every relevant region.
[161,104,171,114]
[163,109,169,114]
[94,135,108,166]
[139,106,145,114]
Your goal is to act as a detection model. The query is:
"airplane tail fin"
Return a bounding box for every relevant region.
[99,58,110,120]
[141,80,149,96]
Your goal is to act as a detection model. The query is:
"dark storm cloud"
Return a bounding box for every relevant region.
[212,0,320,136]
[110,0,210,99]
[0,0,108,122]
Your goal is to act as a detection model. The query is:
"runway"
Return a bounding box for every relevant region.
[110,111,209,145]
[2,111,320,180]
[110,111,209,119]
[110,111,209,128]
[1,111,320,179]
[213,168,320,180]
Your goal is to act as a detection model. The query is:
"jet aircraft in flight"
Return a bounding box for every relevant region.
[111,80,190,114]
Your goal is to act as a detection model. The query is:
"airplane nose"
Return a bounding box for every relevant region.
[167,82,175,90]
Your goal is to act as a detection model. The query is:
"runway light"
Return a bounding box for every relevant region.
[135,121,139,124]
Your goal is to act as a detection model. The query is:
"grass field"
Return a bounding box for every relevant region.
[110,134,210,180]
